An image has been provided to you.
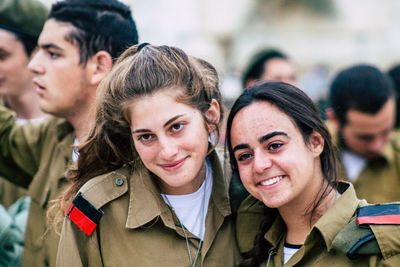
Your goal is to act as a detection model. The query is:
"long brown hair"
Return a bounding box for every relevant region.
[48,44,223,231]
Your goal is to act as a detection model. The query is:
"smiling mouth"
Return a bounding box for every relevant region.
[33,80,46,92]
[259,175,284,186]
[160,157,187,171]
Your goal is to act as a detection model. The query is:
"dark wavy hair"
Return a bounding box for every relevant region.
[49,0,139,63]
[226,81,339,266]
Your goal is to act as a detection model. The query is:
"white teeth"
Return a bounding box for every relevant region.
[260,176,283,186]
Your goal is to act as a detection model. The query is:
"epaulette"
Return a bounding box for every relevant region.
[357,203,400,225]
[66,166,130,235]
[332,203,400,260]
[66,192,103,236]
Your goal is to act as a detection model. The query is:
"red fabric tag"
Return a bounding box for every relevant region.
[357,214,400,225]
[68,206,98,235]
[66,203,73,215]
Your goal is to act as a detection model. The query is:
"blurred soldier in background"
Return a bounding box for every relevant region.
[326,64,400,203]
[0,0,47,266]
[242,48,297,89]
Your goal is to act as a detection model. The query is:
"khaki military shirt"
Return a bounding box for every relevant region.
[0,106,74,267]
[326,121,400,203]
[236,182,400,266]
[56,152,241,267]
[343,139,400,203]
[0,179,27,208]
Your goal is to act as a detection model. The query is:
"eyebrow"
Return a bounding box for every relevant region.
[259,131,287,143]
[39,43,63,51]
[232,144,250,153]
[131,114,185,134]
[232,131,288,153]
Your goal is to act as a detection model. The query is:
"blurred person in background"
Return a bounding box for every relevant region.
[387,64,400,129]
[0,0,138,266]
[0,0,47,265]
[242,48,297,89]
[326,64,400,203]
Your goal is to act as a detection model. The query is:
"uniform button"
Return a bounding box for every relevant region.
[115,178,124,186]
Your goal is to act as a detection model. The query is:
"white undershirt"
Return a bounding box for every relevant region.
[15,116,46,125]
[341,149,367,181]
[72,138,79,162]
[283,244,301,264]
[161,159,213,240]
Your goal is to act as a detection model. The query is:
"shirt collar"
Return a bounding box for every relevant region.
[125,150,231,229]
[262,182,360,252]
[313,182,361,251]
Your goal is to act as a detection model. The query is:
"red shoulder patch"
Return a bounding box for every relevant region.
[357,203,400,225]
[66,192,104,235]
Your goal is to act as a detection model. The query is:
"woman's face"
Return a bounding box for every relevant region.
[230,101,324,209]
[129,87,219,195]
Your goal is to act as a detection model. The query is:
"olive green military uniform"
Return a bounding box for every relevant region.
[57,152,241,267]
[0,92,27,209]
[236,182,400,266]
[339,138,400,203]
[0,106,74,267]
[0,179,27,209]
[327,122,400,203]
[0,0,48,213]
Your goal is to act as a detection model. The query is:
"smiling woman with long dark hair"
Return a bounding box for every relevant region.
[226,81,400,266]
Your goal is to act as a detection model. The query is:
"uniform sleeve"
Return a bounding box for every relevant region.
[56,217,103,267]
[0,106,47,187]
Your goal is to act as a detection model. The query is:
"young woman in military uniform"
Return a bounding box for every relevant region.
[51,44,241,266]
[226,81,400,266]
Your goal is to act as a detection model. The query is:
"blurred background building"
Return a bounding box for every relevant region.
[40,0,400,106]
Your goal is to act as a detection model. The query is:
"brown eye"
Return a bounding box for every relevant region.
[237,153,252,162]
[171,123,184,132]
[268,143,283,151]
[138,134,154,142]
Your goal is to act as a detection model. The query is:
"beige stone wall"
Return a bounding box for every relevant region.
[39,0,400,101]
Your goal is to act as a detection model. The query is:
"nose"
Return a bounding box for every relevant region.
[158,137,178,160]
[253,150,272,174]
[368,136,387,155]
[28,51,45,75]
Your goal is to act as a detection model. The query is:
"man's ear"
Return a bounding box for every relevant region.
[325,107,340,132]
[87,51,113,86]
[205,99,220,132]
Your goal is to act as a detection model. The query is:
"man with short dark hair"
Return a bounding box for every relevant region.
[0,0,138,266]
[326,64,400,203]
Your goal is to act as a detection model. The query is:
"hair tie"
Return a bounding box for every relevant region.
[137,42,150,52]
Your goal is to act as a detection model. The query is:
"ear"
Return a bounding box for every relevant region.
[309,130,324,157]
[325,107,340,132]
[205,99,220,133]
[87,51,113,86]
[245,79,257,89]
